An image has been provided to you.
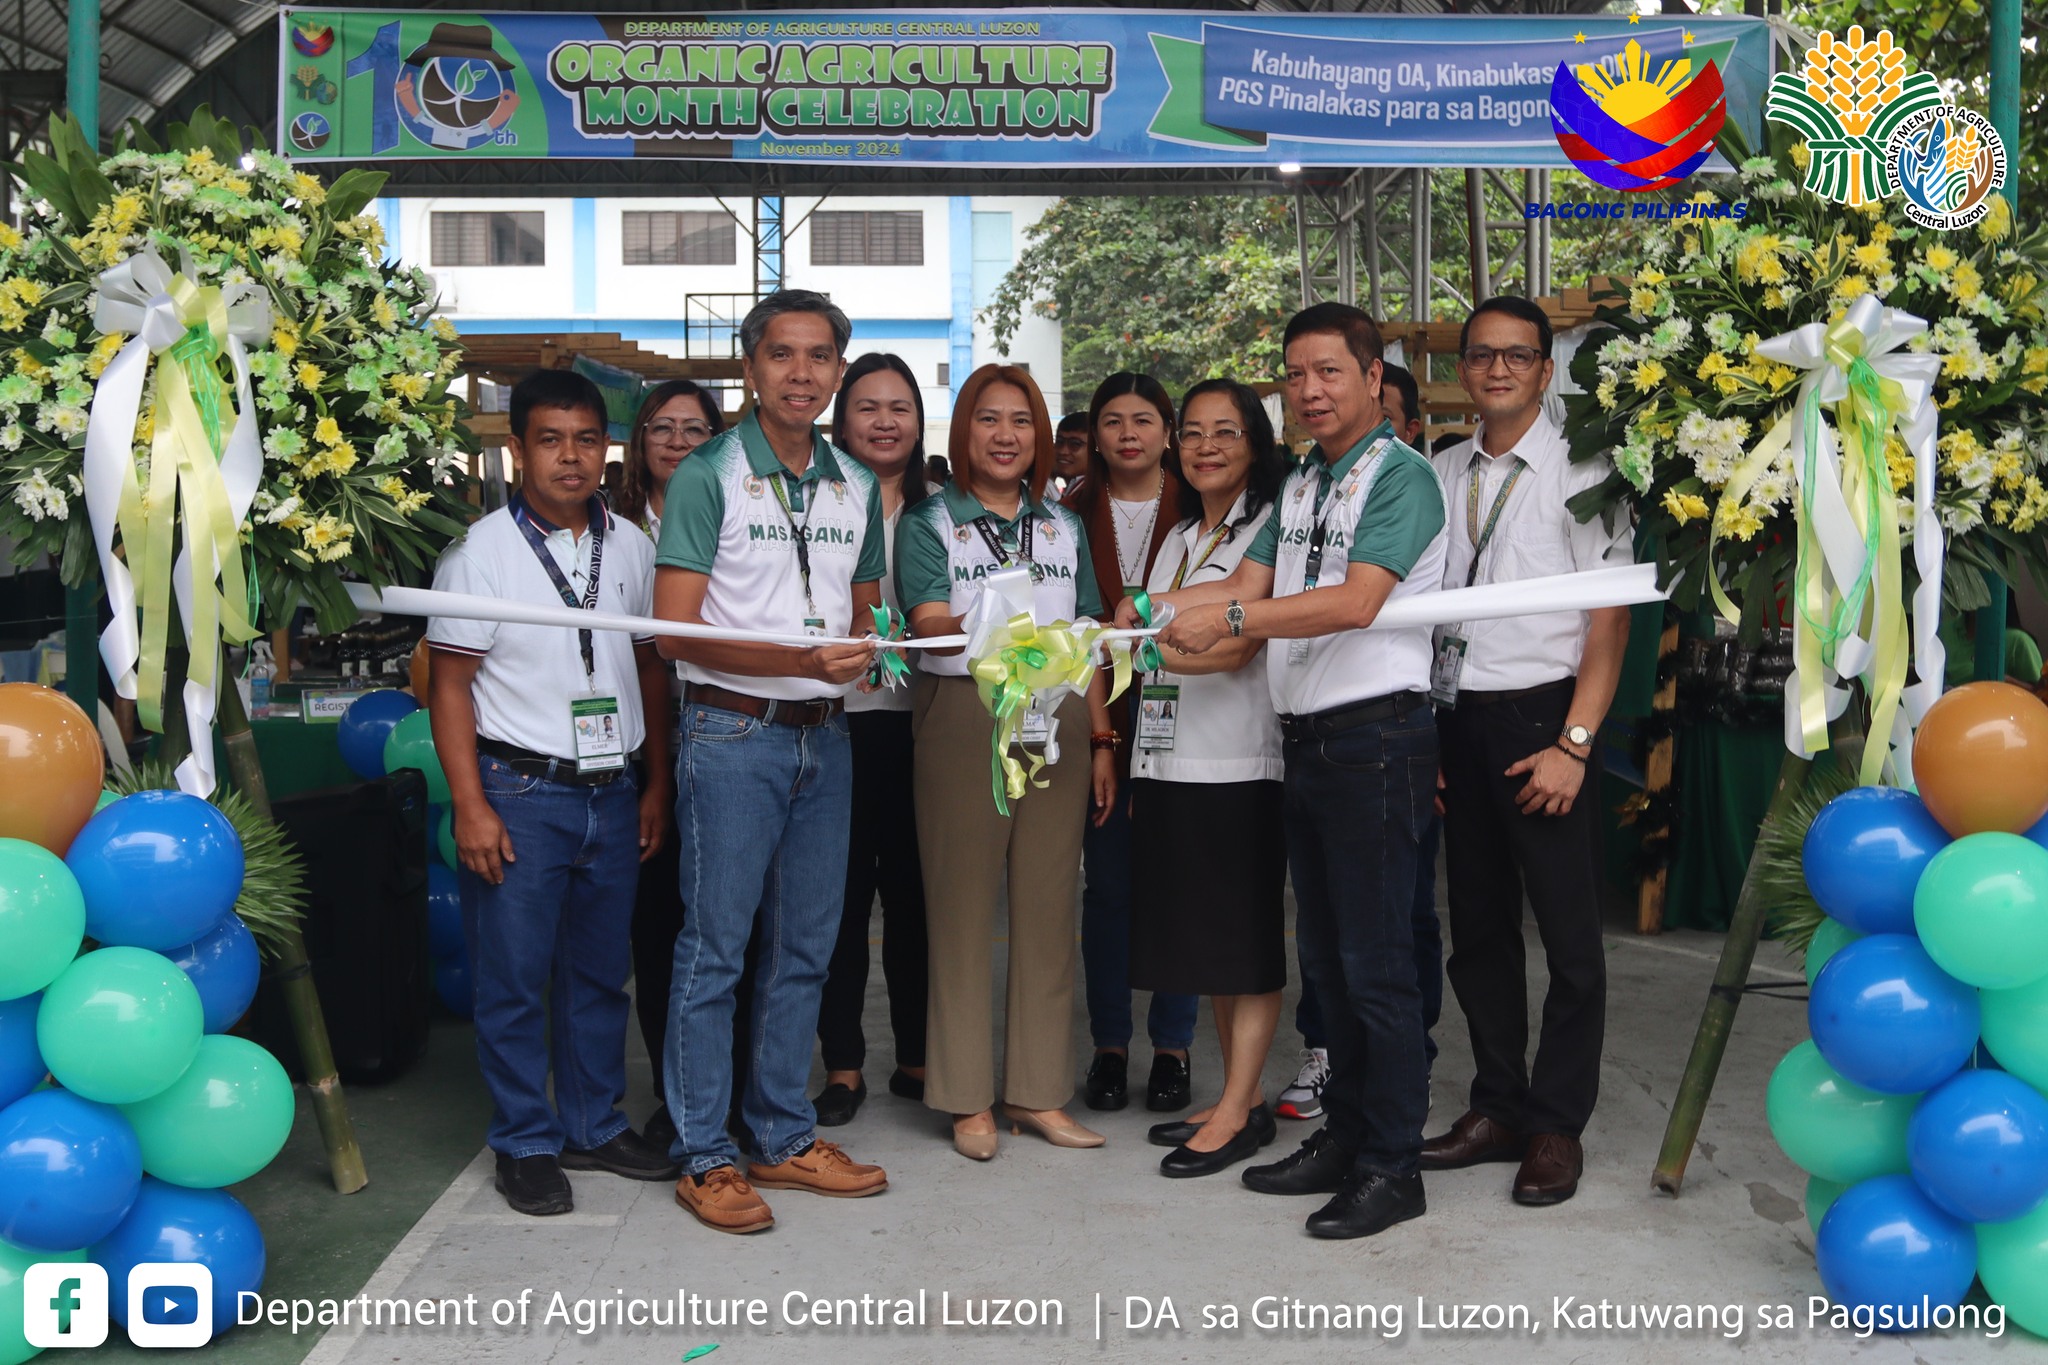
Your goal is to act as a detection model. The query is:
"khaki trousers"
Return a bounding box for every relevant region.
[913,674,1089,1114]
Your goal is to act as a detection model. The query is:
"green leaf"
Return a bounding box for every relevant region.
[323,169,390,223]
[19,149,83,231]
[48,116,115,224]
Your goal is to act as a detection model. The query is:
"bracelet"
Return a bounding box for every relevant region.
[1554,740,1588,764]
[1090,731,1121,752]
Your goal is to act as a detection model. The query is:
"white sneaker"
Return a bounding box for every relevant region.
[1276,1048,1329,1120]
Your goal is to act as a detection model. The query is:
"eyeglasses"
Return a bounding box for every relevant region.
[1459,345,1543,373]
[646,420,712,443]
[1176,427,1247,447]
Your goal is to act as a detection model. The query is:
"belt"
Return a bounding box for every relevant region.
[1455,677,1575,707]
[1278,689,1429,742]
[684,682,843,728]
[476,738,629,786]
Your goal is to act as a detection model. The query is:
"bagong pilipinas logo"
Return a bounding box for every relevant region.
[1764,26,1942,207]
[291,21,334,58]
[395,21,522,151]
[1886,106,2008,232]
[1549,39,1726,192]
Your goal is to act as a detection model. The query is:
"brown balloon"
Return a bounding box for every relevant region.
[0,683,108,855]
[409,638,432,700]
[1913,680,2048,836]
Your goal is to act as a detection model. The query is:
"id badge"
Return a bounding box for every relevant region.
[1137,684,1180,751]
[570,694,627,773]
[1429,633,1469,708]
[803,617,827,638]
[1287,639,1311,665]
[1018,700,1052,746]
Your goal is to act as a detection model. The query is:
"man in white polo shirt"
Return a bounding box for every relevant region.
[1133,302,1448,1242]
[653,290,889,1234]
[1420,296,1631,1208]
[428,369,677,1217]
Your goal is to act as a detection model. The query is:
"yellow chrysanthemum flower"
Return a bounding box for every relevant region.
[314,416,342,445]
[1662,490,1710,525]
[296,362,325,391]
[1632,360,1666,392]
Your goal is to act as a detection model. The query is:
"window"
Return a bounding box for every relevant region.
[431,211,544,267]
[935,362,950,388]
[622,210,738,265]
[809,210,924,266]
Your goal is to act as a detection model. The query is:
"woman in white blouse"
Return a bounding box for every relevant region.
[1125,379,1292,1179]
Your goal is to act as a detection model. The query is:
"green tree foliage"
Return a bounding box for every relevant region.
[983,195,1299,401]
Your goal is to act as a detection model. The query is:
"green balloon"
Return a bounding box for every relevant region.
[120,1033,295,1188]
[93,790,120,813]
[36,947,203,1104]
[1766,1040,1916,1183]
[383,710,450,804]
[1803,917,1863,986]
[0,837,86,1002]
[1805,1174,1848,1234]
[1977,1195,2048,1339]
[437,805,457,869]
[0,1239,86,1365]
[1981,974,2048,1095]
[1914,832,2048,990]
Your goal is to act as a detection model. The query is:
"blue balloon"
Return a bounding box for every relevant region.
[0,993,44,1111]
[1908,1069,2048,1224]
[1804,788,1952,936]
[2028,809,2048,854]
[163,915,261,1035]
[337,689,420,780]
[1811,935,1981,1095]
[93,1178,265,1331]
[426,864,463,962]
[433,958,472,1018]
[1816,1175,1977,1326]
[0,1089,142,1251]
[65,793,243,952]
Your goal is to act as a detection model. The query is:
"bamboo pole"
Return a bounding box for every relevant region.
[217,670,370,1195]
[1652,748,1810,1194]
[1635,618,1680,935]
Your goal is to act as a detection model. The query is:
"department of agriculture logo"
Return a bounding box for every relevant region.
[1548,39,1726,193]
[1764,26,1942,206]
[1887,106,2008,231]
[288,112,332,152]
[395,22,521,151]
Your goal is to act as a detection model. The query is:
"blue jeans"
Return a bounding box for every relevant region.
[1297,811,1443,1066]
[1284,707,1438,1178]
[1082,794,1198,1051]
[665,704,851,1176]
[460,755,640,1159]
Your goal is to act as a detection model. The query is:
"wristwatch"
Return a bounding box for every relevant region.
[1562,724,1594,749]
[1225,600,1246,637]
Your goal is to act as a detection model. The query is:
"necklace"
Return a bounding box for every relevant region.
[1112,470,1164,587]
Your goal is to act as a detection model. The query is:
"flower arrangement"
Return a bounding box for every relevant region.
[0,110,474,632]
[1563,128,2048,630]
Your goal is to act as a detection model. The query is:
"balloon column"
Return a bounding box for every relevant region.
[0,686,293,1357]
[1772,683,2048,1336]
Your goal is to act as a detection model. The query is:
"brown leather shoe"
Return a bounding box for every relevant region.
[675,1166,774,1234]
[1511,1133,1584,1206]
[1419,1110,1526,1171]
[748,1140,888,1198]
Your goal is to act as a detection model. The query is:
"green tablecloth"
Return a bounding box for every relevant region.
[1663,720,1784,932]
[208,716,358,800]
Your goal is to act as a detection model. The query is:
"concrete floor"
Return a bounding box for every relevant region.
[224,894,2031,1363]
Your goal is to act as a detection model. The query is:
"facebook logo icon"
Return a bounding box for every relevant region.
[23,1262,110,1348]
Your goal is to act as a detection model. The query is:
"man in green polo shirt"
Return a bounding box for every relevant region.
[1129,302,1449,1241]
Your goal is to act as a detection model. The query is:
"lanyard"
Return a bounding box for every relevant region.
[1303,432,1393,591]
[1462,454,1527,588]
[1170,521,1233,591]
[767,469,821,621]
[971,509,1035,570]
[511,493,605,682]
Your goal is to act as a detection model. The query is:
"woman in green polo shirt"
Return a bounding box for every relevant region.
[896,363,1120,1161]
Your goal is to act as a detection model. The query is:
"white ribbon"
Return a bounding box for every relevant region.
[84,248,271,796]
[1752,295,1942,784]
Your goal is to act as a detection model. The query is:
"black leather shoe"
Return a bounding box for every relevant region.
[643,1105,677,1157]
[813,1080,867,1127]
[1250,1102,1278,1147]
[495,1154,573,1216]
[1084,1052,1129,1111]
[1148,1118,1198,1148]
[1241,1128,1354,1196]
[1306,1171,1426,1239]
[1161,1122,1264,1178]
[1146,1053,1192,1111]
[888,1069,925,1102]
[561,1128,680,1181]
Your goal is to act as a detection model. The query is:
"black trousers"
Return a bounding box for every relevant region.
[817,709,929,1073]
[1437,680,1606,1139]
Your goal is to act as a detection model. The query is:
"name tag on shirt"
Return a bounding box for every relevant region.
[1137,684,1180,751]
[1429,632,1468,708]
[571,694,626,773]
[1017,700,1051,747]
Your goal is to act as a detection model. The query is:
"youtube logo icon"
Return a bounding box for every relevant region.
[126,1264,214,1348]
